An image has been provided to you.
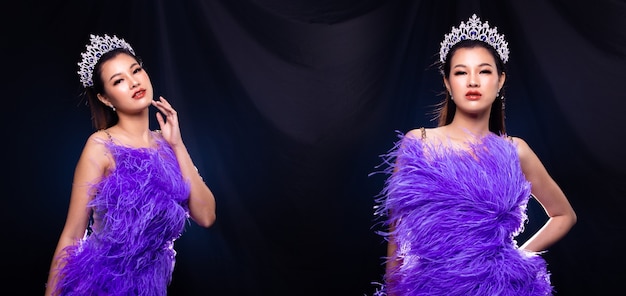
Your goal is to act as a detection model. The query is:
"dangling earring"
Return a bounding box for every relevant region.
[110,105,116,112]
[450,93,453,101]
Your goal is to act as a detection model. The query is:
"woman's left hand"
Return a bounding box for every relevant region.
[153,96,183,147]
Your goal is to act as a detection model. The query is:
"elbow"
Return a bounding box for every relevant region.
[570,209,578,226]
[189,190,216,228]
[558,208,577,231]
[196,212,216,228]
[566,203,578,226]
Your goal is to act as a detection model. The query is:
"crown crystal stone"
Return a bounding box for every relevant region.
[439,14,509,63]
[77,34,135,87]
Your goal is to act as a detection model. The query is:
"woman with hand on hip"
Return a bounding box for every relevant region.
[374,15,576,296]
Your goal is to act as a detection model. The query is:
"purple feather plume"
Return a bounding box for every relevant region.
[373,132,552,296]
[52,133,190,296]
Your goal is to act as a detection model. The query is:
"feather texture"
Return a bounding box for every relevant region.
[53,132,190,296]
[373,132,552,296]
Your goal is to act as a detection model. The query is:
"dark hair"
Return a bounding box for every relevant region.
[435,39,507,135]
[82,48,142,130]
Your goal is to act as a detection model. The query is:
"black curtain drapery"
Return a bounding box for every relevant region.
[6,0,625,295]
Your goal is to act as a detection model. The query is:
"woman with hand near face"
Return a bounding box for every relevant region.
[45,34,216,296]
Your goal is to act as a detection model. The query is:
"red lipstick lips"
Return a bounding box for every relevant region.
[133,89,146,99]
[465,91,481,100]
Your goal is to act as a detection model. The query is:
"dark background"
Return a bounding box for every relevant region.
[4,0,625,295]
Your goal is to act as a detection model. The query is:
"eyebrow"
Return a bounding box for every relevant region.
[452,62,494,69]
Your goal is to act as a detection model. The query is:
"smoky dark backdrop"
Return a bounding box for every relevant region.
[4,0,625,295]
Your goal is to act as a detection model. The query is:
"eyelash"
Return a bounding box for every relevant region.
[112,67,143,85]
[453,69,492,76]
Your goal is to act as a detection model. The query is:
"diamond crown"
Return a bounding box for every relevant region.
[439,14,509,63]
[77,34,135,87]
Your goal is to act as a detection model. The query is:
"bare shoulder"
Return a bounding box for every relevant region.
[405,128,423,140]
[80,130,112,162]
[509,136,536,162]
[70,131,114,184]
[84,130,109,147]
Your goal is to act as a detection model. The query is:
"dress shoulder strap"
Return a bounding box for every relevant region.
[100,129,113,142]
[420,127,427,139]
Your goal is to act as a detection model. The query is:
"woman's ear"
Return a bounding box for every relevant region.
[498,72,506,90]
[97,93,111,108]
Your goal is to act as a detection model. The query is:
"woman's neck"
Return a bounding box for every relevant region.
[446,116,490,138]
[107,118,153,148]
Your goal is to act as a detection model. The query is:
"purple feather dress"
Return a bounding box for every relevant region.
[373,131,552,296]
[53,132,190,296]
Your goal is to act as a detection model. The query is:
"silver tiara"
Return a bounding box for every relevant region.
[77,34,135,87]
[439,14,509,63]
